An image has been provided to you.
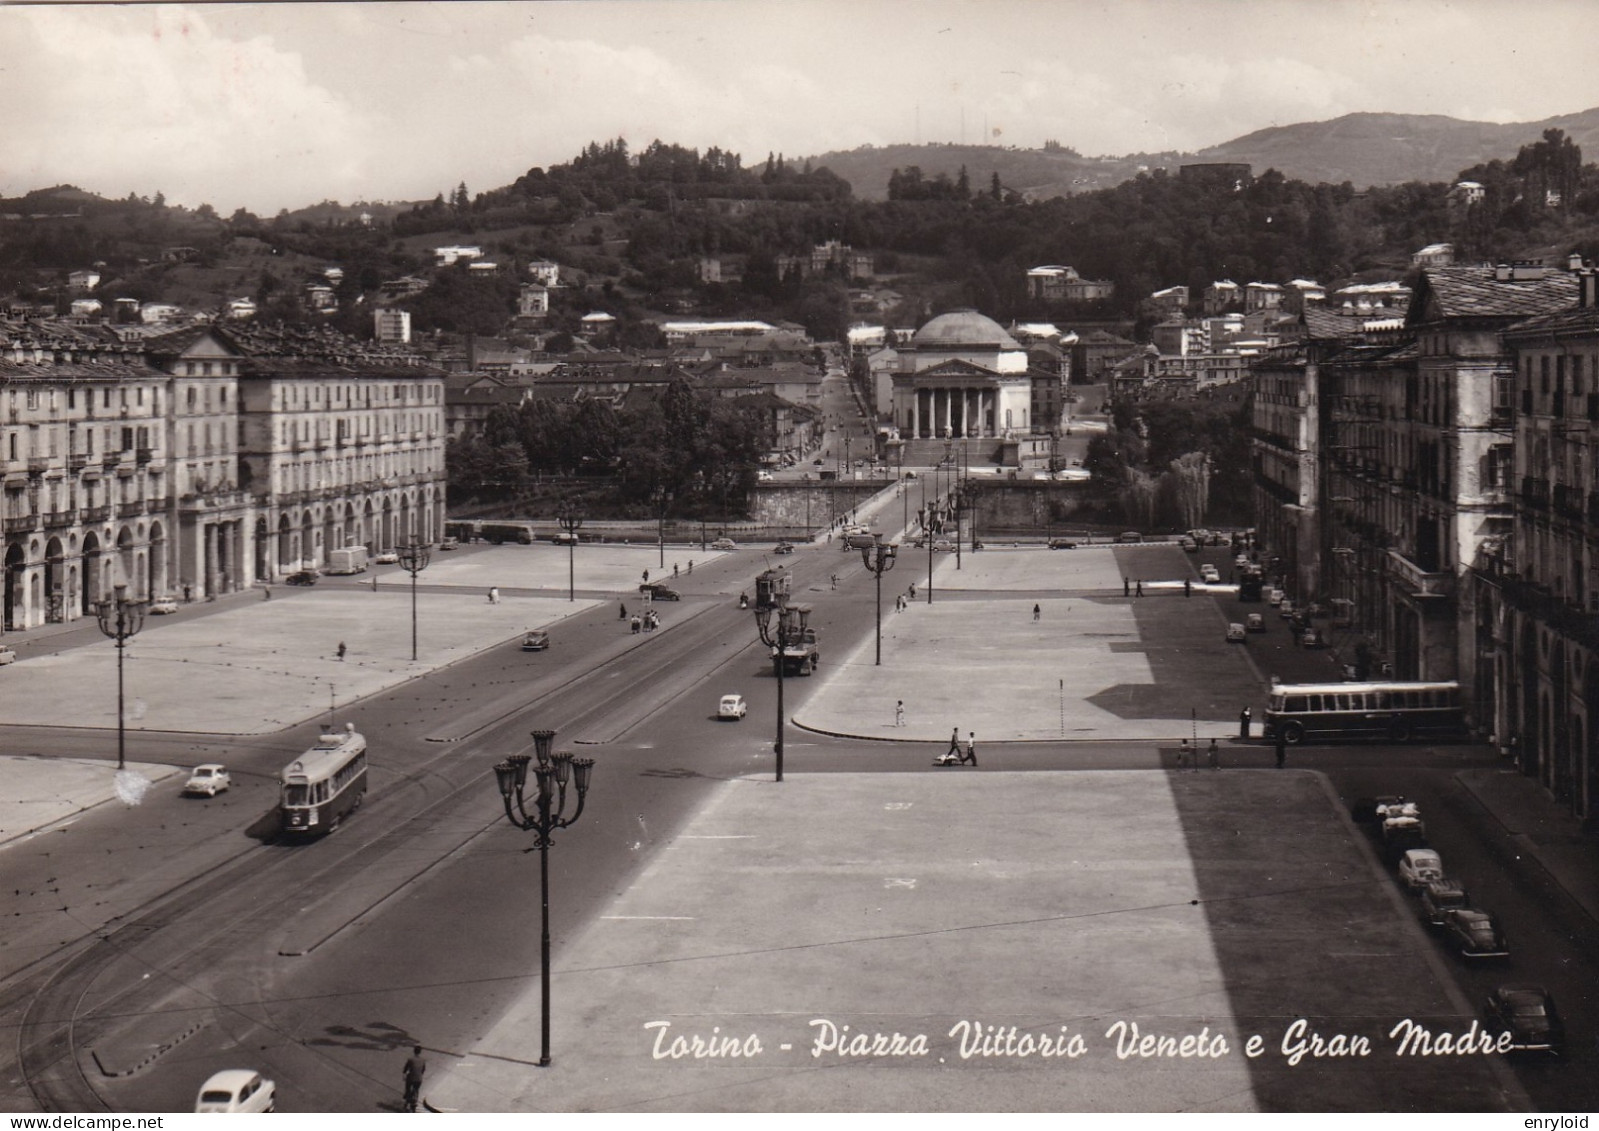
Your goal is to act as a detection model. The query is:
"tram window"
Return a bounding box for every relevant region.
[1375,692,1392,709]
[1285,696,1307,712]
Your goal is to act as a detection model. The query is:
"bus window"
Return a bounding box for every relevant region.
[1286,696,1307,712]
[1307,695,1323,711]
[1375,692,1392,710]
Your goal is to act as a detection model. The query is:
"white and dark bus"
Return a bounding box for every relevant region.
[1264,680,1466,745]
[280,723,368,836]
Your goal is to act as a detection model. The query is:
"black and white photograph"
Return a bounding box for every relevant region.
[3,0,1599,1116]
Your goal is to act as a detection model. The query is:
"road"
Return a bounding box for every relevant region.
[1,535,1594,1112]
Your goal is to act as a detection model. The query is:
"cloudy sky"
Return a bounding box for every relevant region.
[4,0,1598,214]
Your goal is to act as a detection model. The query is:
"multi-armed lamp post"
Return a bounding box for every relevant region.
[93,583,147,771]
[859,536,898,666]
[752,575,811,782]
[557,502,583,602]
[397,537,431,662]
[493,729,595,1068]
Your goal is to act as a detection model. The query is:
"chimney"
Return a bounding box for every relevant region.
[1582,268,1598,310]
[1567,252,1585,272]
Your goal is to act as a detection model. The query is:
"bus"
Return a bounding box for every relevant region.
[1264,680,1466,745]
[280,723,368,836]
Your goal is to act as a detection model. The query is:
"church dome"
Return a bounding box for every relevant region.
[911,310,1021,349]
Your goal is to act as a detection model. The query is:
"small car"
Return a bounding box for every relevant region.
[148,595,180,615]
[1279,600,1297,620]
[195,1069,276,1113]
[1245,613,1265,633]
[285,570,318,586]
[375,549,400,564]
[930,538,955,553]
[1200,564,1221,584]
[711,538,737,551]
[552,531,578,545]
[773,542,795,555]
[717,694,748,720]
[1398,848,1445,889]
[1483,985,1564,1054]
[183,764,231,796]
[438,537,460,551]
[1048,538,1078,550]
[1302,628,1326,648]
[1266,587,1284,606]
[1443,908,1509,959]
[1225,622,1247,643]
[0,646,16,665]
[1420,879,1472,927]
[521,630,550,652]
[844,531,880,550]
[1116,531,1143,543]
[1178,537,1198,553]
[639,583,680,601]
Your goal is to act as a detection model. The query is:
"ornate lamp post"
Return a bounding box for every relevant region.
[556,503,583,602]
[93,583,147,771]
[493,729,595,1068]
[753,580,810,782]
[859,536,898,666]
[397,537,431,662]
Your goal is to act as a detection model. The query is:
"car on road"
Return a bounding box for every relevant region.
[1398,848,1445,889]
[195,1069,276,1113]
[1266,587,1284,606]
[1179,536,1198,553]
[711,538,738,551]
[1225,622,1247,643]
[521,630,550,652]
[1443,908,1509,958]
[717,694,748,720]
[0,646,16,665]
[286,570,318,586]
[1302,628,1327,648]
[1116,530,1143,543]
[1278,599,1296,619]
[844,531,880,550]
[149,595,180,615]
[1245,613,1265,633]
[639,583,681,601]
[1048,538,1078,550]
[1483,985,1564,1054]
[930,538,955,552]
[774,541,795,554]
[438,536,460,551]
[1200,564,1221,584]
[1420,879,1472,926]
[182,763,231,797]
[375,549,400,564]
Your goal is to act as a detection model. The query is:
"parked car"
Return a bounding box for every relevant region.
[1302,628,1327,648]
[552,531,578,545]
[1420,879,1472,927]
[194,1070,275,1113]
[375,549,400,564]
[1483,985,1565,1054]
[1278,599,1296,619]
[1266,587,1284,606]
[711,538,738,551]
[1048,538,1078,550]
[1200,564,1221,584]
[1225,622,1247,643]
[1443,908,1509,958]
[1178,537,1198,553]
[148,595,180,615]
[1116,530,1143,543]
[773,542,795,555]
[1398,848,1445,889]
[182,764,230,797]
[521,630,550,652]
[1245,613,1266,633]
[717,693,748,720]
[285,570,318,586]
[438,536,460,550]
[639,583,680,601]
[0,646,16,665]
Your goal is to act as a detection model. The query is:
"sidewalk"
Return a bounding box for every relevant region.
[1456,766,1599,923]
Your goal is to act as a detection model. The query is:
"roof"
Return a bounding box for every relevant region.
[1503,303,1599,338]
[911,310,1020,349]
[1409,266,1580,324]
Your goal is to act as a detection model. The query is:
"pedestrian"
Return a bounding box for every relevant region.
[1033,603,1041,621]
[1135,580,1143,597]
[402,1045,427,1113]
[630,615,641,634]
[643,569,650,584]
[1275,729,1287,769]
[183,582,193,603]
[895,700,905,727]
[1179,737,1192,771]
[337,641,347,662]
[489,586,500,605]
[372,575,379,592]
[1123,577,1130,597]
[1239,706,1252,739]
[263,584,271,600]
[1183,578,1191,598]
[963,731,978,766]
[1207,738,1220,770]
[619,602,628,620]
[946,726,962,760]
[673,563,680,578]
[830,574,838,589]
[908,582,916,600]
[687,560,693,574]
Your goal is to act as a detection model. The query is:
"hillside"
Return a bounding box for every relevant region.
[806,107,1599,199]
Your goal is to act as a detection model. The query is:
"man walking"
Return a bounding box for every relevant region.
[895,700,905,727]
[963,731,978,766]
[402,1045,427,1113]
[336,641,347,662]
[946,726,962,761]
[1033,603,1041,621]
[1135,579,1143,597]
[1239,706,1252,739]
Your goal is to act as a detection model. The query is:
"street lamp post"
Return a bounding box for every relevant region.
[397,537,431,662]
[859,537,898,666]
[93,583,147,772]
[492,729,595,1068]
[556,503,583,602]
[753,585,810,782]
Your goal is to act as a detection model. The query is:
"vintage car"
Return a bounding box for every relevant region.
[520,630,550,652]
[1443,908,1509,959]
[194,1070,275,1113]
[1483,985,1564,1054]
[1397,847,1445,890]
[639,583,681,601]
[1245,613,1266,633]
[1420,879,1472,927]
[773,542,795,555]
[1225,622,1247,643]
[375,549,401,564]
[1200,564,1221,583]
[711,538,738,551]
[285,570,318,586]
[717,694,748,720]
[148,595,180,615]
[182,764,231,797]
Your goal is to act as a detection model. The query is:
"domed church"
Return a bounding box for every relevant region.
[890,310,1039,444]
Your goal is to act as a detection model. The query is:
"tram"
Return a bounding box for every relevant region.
[280,723,368,836]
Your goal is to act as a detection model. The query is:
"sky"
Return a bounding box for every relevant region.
[4,0,1599,215]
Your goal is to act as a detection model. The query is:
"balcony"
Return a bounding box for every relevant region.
[68,453,89,472]
[43,509,76,527]
[135,446,154,464]
[81,504,110,523]
[4,514,37,533]
[27,458,49,476]
[1386,549,1453,600]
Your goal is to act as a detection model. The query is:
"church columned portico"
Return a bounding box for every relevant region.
[912,383,1001,439]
